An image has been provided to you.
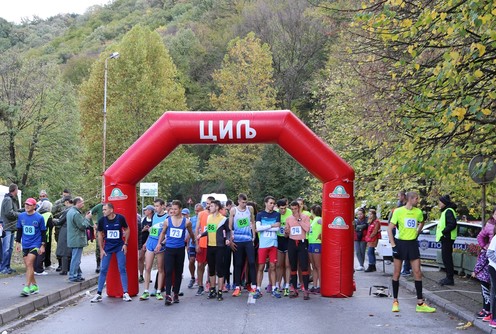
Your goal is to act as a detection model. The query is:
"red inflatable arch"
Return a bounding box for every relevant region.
[104,111,355,298]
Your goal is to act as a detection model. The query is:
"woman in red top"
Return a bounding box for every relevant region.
[285,201,311,300]
[364,209,381,272]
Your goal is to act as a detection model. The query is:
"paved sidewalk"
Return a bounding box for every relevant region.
[0,253,99,328]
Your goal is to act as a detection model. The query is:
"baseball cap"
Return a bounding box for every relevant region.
[143,205,155,212]
[25,198,37,206]
[181,208,190,215]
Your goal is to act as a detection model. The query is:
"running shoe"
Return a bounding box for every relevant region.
[29,284,39,294]
[392,301,399,312]
[173,294,180,303]
[252,289,262,299]
[222,285,228,293]
[140,291,150,300]
[490,320,496,329]
[303,290,310,300]
[289,289,299,298]
[476,309,490,319]
[207,288,217,299]
[21,286,30,297]
[483,314,492,322]
[217,291,223,301]
[416,302,436,313]
[165,295,173,306]
[283,288,290,297]
[188,278,195,289]
[91,294,102,303]
[271,289,282,299]
[265,284,272,293]
[35,271,48,276]
[196,286,204,296]
[122,293,132,302]
[232,287,241,297]
[156,293,164,300]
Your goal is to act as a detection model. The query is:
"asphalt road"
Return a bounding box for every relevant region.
[13,261,484,334]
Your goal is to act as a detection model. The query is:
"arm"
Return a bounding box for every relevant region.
[156,221,167,250]
[370,220,380,238]
[186,220,196,245]
[4,199,19,221]
[122,227,129,254]
[387,223,396,247]
[300,216,311,233]
[98,230,105,258]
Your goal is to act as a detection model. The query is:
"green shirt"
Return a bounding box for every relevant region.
[308,216,322,244]
[390,206,423,240]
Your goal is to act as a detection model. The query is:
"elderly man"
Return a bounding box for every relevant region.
[67,197,92,282]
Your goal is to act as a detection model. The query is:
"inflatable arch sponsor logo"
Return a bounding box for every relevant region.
[329,185,350,198]
[108,188,128,201]
[328,216,349,229]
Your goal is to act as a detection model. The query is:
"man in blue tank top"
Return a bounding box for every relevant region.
[91,203,131,303]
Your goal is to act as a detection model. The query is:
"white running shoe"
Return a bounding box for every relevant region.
[123,292,132,302]
[91,294,102,303]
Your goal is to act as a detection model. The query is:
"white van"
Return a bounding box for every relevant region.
[200,193,228,209]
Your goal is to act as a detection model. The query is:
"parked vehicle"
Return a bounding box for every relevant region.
[200,193,228,208]
[377,220,482,260]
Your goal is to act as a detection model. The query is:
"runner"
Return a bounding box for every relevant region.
[139,198,167,301]
[275,198,291,296]
[186,205,201,289]
[388,191,436,313]
[254,196,281,299]
[198,200,230,301]
[16,198,46,296]
[138,205,154,283]
[157,200,195,305]
[91,203,132,302]
[229,194,256,297]
[308,204,322,293]
[195,196,214,296]
[285,201,311,300]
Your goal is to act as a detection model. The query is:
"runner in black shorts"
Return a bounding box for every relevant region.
[388,191,435,313]
[276,198,291,296]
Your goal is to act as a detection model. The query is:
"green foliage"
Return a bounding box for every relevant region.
[79,25,195,199]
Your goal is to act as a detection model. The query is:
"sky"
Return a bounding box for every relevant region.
[1,0,111,24]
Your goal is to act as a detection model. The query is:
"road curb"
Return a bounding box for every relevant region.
[0,276,98,327]
[402,279,494,333]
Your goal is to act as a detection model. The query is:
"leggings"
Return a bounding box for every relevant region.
[481,280,490,312]
[288,239,309,291]
[164,247,185,295]
[207,246,225,278]
[223,246,232,284]
[233,241,256,286]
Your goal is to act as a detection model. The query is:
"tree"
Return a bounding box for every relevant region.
[80,25,199,199]
[0,48,82,195]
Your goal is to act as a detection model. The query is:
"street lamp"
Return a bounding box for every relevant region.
[102,51,120,201]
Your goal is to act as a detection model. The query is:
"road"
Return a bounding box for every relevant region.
[13,263,483,334]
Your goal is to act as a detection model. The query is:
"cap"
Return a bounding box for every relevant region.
[439,195,451,206]
[143,205,155,212]
[25,198,37,206]
[181,208,190,215]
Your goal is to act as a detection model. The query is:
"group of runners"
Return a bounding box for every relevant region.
[135,194,323,303]
[15,193,323,304]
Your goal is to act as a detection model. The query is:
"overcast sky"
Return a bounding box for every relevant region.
[1,0,111,24]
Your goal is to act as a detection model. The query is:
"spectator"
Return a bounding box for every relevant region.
[35,200,53,275]
[67,197,92,282]
[0,184,20,274]
[54,197,73,275]
[436,195,458,286]
[353,208,368,271]
[364,209,381,272]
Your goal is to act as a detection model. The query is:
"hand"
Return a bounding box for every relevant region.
[39,244,45,255]
[122,244,128,255]
[230,241,237,251]
[101,249,107,259]
[392,246,400,259]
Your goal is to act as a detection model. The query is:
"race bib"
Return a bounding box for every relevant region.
[23,225,35,236]
[150,227,159,237]
[107,230,119,239]
[404,218,417,229]
[291,226,302,236]
[237,217,250,228]
[207,223,216,232]
[169,228,182,238]
[263,231,275,238]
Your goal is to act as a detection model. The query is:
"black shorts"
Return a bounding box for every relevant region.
[277,236,288,253]
[395,239,420,261]
[188,246,196,258]
[23,247,39,257]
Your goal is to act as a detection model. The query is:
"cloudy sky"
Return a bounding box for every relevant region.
[1,0,111,23]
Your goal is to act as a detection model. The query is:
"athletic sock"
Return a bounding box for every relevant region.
[392,279,399,299]
[414,280,423,300]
